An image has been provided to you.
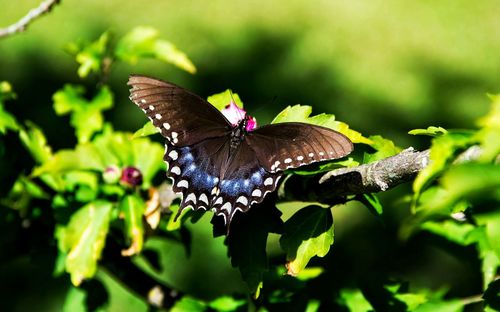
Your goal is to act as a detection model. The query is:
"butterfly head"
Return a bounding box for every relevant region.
[222,100,257,132]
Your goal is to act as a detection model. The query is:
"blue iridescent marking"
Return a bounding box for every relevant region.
[178,147,194,164]
[251,171,263,184]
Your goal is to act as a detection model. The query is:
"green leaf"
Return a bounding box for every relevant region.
[271,104,372,144]
[62,287,87,312]
[476,212,500,266]
[120,194,145,256]
[339,289,373,312]
[68,31,110,78]
[359,193,384,216]
[412,131,475,207]
[33,143,106,176]
[295,267,324,281]
[395,293,428,310]
[115,26,196,74]
[132,122,159,138]
[279,205,334,275]
[408,126,448,137]
[227,203,283,293]
[19,121,52,164]
[0,82,19,134]
[208,296,246,311]
[56,201,113,286]
[420,220,476,246]
[53,85,113,143]
[171,296,206,312]
[363,135,402,163]
[475,94,500,162]
[290,157,359,176]
[414,163,500,220]
[305,300,320,312]
[131,137,165,187]
[413,299,464,312]
[207,90,244,111]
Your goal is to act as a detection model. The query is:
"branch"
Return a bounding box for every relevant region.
[284,146,481,204]
[0,0,61,39]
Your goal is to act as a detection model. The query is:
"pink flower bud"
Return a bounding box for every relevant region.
[120,166,143,187]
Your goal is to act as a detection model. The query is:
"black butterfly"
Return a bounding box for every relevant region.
[128,75,353,224]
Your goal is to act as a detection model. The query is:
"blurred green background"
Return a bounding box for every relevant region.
[0,0,498,311]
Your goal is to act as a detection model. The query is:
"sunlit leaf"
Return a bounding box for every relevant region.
[413,299,463,312]
[395,293,427,310]
[359,193,384,216]
[171,296,206,312]
[271,104,372,144]
[0,81,19,134]
[290,157,359,176]
[475,212,500,266]
[120,194,145,256]
[132,137,165,187]
[207,90,244,111]
[408,126,448,137]
[208,296,246,311]
[412,131,475,208]
[19,121,52,164]
[33,143,106,176]
[68,31,110,78]
[363,135,401,163]
[339,289,373,312]
[56,201,113,286]
[132,122,159,138]
[305,300,320,312]
[420,220,476,246]
[115,26,196,74]
[280,205,334,275]
[53,85,113,143]
[295,267,324,281]
[476,94,500,162]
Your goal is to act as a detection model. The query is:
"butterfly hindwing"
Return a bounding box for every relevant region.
[246,122,353,172]
[212,140,282,223]
[128,75,230,146]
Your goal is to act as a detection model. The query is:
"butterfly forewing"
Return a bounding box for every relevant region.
[246,122,353,172]
[128,75,231,146]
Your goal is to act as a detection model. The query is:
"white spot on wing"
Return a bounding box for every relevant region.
[252,189,262,197]
[141,99,146,104]
[236,196,248,206]
[170,166,181,175]
[264,177,273,186]
[319,152,325,156]
[163,122,170,130]
[284,158,292,164]
[168,150,178,160]
[177,180,189,188]
[185,193,197,204]
[297,155,304,161]
[221,202,232,212]
[199,193,209,205]
[309,152,314,158]
[214,197,223,205]
[149,105,154,110]
[155,114,162,120]
[171,132,178,139]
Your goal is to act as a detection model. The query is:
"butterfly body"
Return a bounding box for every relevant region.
[128,75,353,224]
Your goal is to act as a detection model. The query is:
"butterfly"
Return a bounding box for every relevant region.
[128,75,353,225]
